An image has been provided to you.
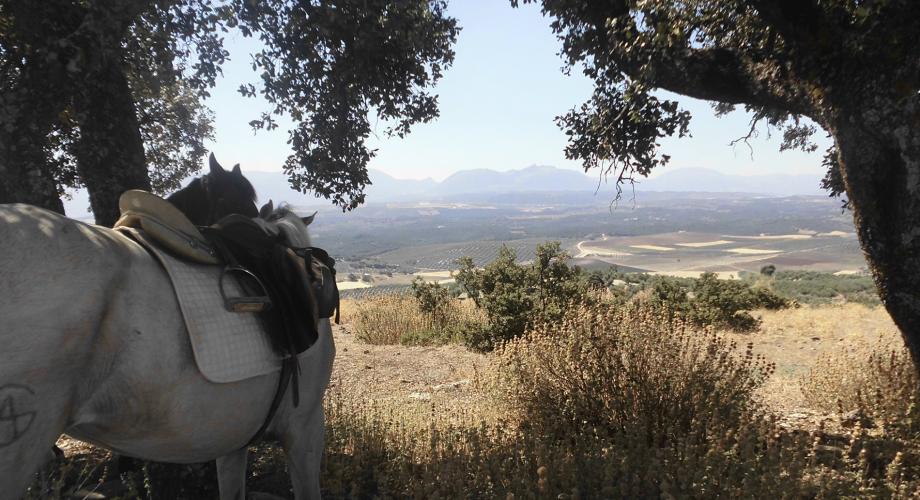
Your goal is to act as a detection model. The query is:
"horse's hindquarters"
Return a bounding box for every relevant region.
[0,205,134,497]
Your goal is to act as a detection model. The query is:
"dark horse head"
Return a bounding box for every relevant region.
[167,153,259,226]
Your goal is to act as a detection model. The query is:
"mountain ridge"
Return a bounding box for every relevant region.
[62,165,826,218]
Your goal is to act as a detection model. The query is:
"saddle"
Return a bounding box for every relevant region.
[116,190,219,265]
[115,190,339,354]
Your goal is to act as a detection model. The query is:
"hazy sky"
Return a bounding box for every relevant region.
[204,1,832,182]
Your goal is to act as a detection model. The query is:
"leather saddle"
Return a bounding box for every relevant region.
[116,190,219,265]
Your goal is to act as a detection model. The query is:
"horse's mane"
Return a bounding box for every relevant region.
[266,204,311,248]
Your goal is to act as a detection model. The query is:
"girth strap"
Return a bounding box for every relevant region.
[246,355,299,447]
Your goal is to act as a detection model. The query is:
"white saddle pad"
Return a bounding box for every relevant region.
[118,227,282,383]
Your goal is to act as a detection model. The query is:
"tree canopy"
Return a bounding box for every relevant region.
[0,0,458,223]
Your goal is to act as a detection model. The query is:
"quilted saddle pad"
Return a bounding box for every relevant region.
[118,227,282,383]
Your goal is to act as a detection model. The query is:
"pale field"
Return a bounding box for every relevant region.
[629,244,675,251]
[337,281,371,290]
[724,234,814,240]
[675,240,734,247]
[413,270,454,279]
[725,248,783,255]
[650,270,741,280]
[574,242,633,258]
[327,322,500,427]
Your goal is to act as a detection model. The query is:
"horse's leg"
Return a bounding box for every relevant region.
[216,447,248,500]
[281,403,325,500]
[0,390,70,500]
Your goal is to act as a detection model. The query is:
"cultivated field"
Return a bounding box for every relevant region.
[572,230,864,276]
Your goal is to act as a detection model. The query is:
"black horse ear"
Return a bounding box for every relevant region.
[259,200,274,219]
[209,153,225,176]
[232,164,242,176]
[301,211,317,226]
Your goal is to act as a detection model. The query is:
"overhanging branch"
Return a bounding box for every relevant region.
[631,46,815,119]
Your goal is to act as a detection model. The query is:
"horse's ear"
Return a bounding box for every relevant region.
[259,200,274,219]
[209,153,225,175]
[301,211,317,226]
[232,164,242,176]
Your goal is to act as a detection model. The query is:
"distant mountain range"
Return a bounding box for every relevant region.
[364,165,825,200]
[62,166,826,218]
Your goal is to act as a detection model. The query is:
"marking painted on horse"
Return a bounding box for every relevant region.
[0,384,36,448]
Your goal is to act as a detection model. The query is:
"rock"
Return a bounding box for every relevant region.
[408,392,431,400]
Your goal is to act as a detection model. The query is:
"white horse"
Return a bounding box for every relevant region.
[0,202,335,500]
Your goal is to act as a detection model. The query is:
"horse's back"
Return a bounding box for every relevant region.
[0,204,144,268]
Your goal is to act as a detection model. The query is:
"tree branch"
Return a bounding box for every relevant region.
[632,46,815,118]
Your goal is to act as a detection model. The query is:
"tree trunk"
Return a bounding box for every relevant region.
[73,54,151,227]
[832,105,920,370]
[0,60,67,214]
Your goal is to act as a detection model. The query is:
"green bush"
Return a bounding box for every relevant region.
[410,277,453,326]
[640,272,792,332]
[744,270,881,306]
[454,242,588,351]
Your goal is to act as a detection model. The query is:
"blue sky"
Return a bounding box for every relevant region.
[204,1,832,182]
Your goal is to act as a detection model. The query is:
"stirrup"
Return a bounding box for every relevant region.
[219,266,273,313]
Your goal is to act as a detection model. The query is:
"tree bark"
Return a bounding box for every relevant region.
[0,59,67,214]
[73,53,151,227]
[831,103,920,369]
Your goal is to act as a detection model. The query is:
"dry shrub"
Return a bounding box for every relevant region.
[347,293,486,345]
[802,338,919,431]
[495,303,774,444]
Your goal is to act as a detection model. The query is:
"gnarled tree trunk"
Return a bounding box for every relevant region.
[831,97,920,369]
[73,51,150,227]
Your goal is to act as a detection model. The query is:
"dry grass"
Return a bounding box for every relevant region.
[342,294,487,346]
[802,337,917,425]
[729,304,901,413]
